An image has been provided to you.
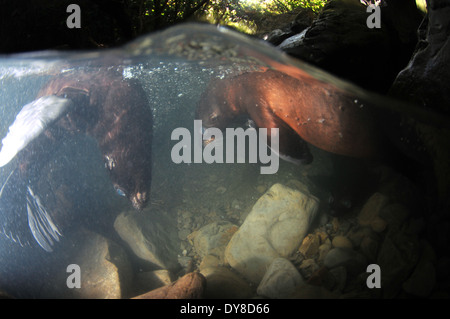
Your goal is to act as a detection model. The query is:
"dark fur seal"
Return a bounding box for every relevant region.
[196,69,381,163]
[0,69,152,251]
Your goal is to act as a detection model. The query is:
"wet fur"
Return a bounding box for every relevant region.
[22,69,153,209]
[196,69,382,160]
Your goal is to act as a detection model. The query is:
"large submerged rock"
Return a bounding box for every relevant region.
[256,257,305,299]
[225,183,319,284]
[70,231,132,299]
[114,209,179,271]
[40,229,132,299]
[200,265,253,299]
[191,221,238,261]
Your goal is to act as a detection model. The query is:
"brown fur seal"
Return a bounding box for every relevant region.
[0,69,152,251]
[196,69,381,163]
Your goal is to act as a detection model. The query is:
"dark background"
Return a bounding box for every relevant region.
[0,0,266,53]
[0,0,215,53]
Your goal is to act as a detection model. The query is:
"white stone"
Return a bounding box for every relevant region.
[192,221,238,260]
[225,183,319,283]
[257,258,305,298]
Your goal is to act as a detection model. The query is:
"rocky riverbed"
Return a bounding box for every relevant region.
[22,141,446,299]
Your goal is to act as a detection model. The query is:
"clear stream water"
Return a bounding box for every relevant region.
[0,24,445,298]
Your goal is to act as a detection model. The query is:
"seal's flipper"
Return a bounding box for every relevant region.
[262,115,313,165]
[0,168,33,248]
[0,168,61,251]
[0,95,74,167]
[26,186,61,252]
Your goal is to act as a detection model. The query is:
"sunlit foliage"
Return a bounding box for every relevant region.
[197,0,326,34]
[3,0,325,51]
[415,0,427,13]
[241,0,326,13]
[127,0,212,33]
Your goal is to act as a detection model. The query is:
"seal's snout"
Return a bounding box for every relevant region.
[203,136,215,146]
[200,125,215,147]
[131,191,148,210]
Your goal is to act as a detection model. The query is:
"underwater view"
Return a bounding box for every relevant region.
[0,7,449,300]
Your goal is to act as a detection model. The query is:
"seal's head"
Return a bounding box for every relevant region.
[195,80,240,130]
[94,76,153,211]
[101,108,152,211]
[104,150,151,210]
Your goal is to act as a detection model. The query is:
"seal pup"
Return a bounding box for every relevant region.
[0,69,153,251]
[196,69,381,164]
